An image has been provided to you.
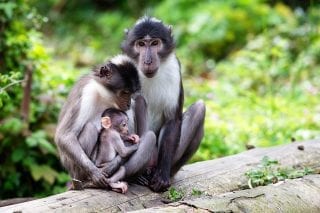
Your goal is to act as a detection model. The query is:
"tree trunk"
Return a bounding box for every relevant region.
[135,175,320,212]
[20,64,33,132]
[1,139,320,212]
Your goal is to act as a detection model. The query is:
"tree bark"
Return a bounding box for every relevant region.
[20,64,33,131]
[134,175,320,212]
[1,139,319,212]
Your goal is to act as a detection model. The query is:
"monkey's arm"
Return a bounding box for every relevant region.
[111,133,138,158]
[121,134,139,144]
[134,95,148,136]
[56,131,108,187]
[97,155,124,176]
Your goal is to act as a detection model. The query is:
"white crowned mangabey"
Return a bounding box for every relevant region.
[121,17,206,192]
[55,55,156,189]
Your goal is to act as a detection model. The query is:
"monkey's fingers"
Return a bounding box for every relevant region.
[110,182,128,194]
[102,171,109,178]
[100,176,109,187]
[135,175,150,186]
[132,134,140,143]
[150,172,171,192]
[72,179,84,190]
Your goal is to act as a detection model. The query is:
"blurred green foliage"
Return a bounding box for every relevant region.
[0,0,319,199]
[0,0,70,199]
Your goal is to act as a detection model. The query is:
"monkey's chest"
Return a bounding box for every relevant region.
[144,88,179,133]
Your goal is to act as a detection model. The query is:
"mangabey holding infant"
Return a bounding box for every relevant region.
[55,55,156,193]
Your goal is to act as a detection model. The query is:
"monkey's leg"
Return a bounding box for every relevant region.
[106,167,129,193]
[171,100,206,175]
[97,155,125,176]
[107,166,126,183]
[123,131,156,177]
[149,118,181,192]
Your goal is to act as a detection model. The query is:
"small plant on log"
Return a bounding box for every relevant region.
[166,187,185,202]
[245,156,314,188]
[191,188,203,196]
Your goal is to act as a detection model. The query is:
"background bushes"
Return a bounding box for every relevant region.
[0,0,319,199]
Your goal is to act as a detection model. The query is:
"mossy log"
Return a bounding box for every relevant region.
[1,139,319,213]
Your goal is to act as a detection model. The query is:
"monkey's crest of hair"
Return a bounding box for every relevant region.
[101,108,128,118]
[126,17,173,44]
[135,16,162,25]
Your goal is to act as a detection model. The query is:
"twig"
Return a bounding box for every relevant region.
[0,79,25,92]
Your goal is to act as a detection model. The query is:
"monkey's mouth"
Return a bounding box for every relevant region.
[144,70,157,78]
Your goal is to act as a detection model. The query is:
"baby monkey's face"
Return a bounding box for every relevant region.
[110,114,129,135]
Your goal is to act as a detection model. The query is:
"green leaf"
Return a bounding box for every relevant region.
[26,136,38,147]
[26,130,57,154]
[0,2,17,19]
[11,149,26,162]
[191,189,203,196]
[39,138,57,155]
[1,117,23,134]
[30,165,59,184]
[261,156,278,166]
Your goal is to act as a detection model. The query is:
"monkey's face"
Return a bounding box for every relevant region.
[94,57,141,111]
[121,17,175,79]
[115,90,132,111]
[134,36,162,78]
[119,118,129,135]
[113,115,129,135]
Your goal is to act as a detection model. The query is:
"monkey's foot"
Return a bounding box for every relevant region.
[128,167,155,186]
[109,181,128,194]
[150,170,171,192]
[71,179,84,190]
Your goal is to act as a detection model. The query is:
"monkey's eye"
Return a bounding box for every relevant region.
[151,40,159,46]
[138,41,145,47]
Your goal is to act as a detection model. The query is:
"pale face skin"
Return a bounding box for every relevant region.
[134,36,163,78]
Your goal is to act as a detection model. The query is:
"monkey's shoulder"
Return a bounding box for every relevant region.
[100,129,122,143]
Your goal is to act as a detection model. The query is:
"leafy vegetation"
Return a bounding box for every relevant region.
[0,0,69,198]
[0,0,319,199]
[166,187,185,202]
[245,156,314,188]
[191,188,203,196]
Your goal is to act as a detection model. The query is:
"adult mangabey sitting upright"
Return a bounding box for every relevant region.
[121,17,206,192]
[55,55,156,189]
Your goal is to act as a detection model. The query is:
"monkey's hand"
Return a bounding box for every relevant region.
[109,181,128,194]
[149,170,170,192]
[90,167,109,188]
[128,134,140,144]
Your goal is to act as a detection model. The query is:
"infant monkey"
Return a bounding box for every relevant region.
[74,108,139,193]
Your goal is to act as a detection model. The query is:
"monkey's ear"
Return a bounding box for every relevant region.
[101,116,112,129]
[100,64,112,79]
[124,28,129,35]
[167,25,173,34]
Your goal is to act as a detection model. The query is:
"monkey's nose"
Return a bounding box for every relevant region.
[144,56,152,65]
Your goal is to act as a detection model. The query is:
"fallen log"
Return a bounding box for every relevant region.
[1,139,320,212]
[135,175,320,212]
